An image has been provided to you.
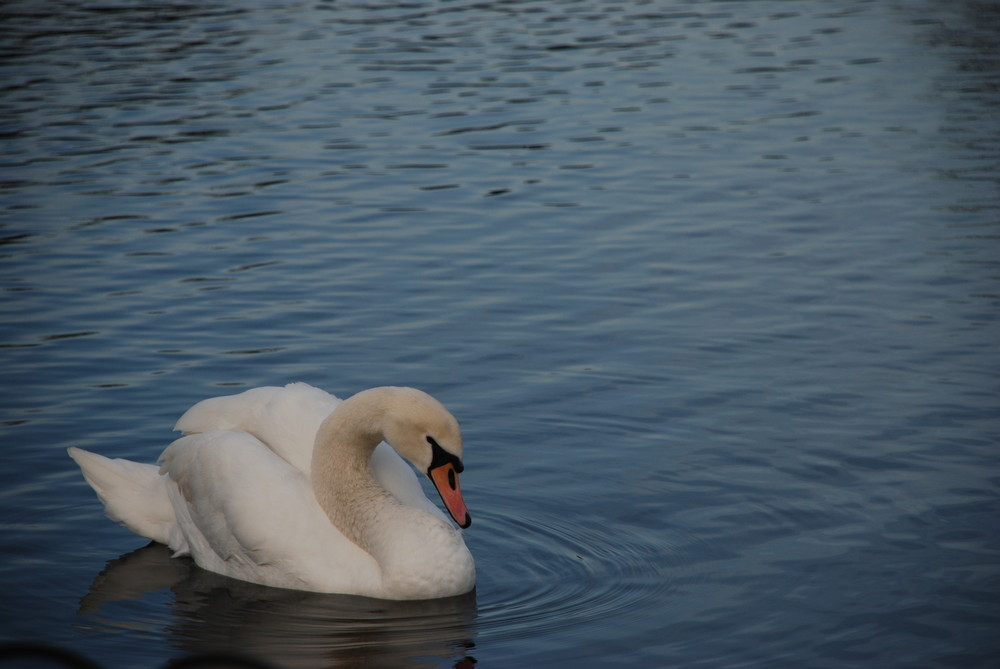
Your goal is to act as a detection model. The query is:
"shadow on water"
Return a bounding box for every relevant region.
[74,544,477,669]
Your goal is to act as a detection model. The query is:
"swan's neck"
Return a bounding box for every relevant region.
[308,389,474,599]
[310,391,396,556]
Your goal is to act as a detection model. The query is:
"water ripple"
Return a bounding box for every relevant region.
[472,505,679,642]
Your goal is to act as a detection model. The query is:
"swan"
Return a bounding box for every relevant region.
[67,383,475,600]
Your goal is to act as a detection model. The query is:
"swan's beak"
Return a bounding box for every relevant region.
[429,462,471,529]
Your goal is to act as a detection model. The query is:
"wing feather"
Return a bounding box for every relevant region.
[159,430,378,590]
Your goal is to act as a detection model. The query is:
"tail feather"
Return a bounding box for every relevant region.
[67,447,175,546]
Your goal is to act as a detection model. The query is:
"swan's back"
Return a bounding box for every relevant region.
[174,382,338,476]
[174,383,443,518]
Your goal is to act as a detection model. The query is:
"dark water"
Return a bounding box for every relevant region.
[2,0,999,667]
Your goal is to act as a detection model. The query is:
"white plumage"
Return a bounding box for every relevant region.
[68,383,475,600]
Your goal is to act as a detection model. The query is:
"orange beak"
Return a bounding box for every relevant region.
[429,462,471,528]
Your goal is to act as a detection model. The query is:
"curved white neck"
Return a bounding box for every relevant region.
[305,388,473,599]
[310,390,398,556]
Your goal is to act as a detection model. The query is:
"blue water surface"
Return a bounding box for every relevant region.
[2,1,999,667]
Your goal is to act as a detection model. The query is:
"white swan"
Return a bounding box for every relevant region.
[67,383,475,600]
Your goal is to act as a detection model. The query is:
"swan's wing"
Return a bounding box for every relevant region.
[175,383,448,521]
[159,430,379,592]
[173,383,339,476]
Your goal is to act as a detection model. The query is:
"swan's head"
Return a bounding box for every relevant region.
[381,387,471,529]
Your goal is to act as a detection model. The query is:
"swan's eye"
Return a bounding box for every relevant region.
[426,435,464,474]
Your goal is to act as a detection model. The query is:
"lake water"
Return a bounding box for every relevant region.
[2,0,999,667]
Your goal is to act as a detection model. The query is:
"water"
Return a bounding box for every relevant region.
[2,0,999,667]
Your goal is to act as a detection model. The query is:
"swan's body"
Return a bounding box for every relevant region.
[68,383,475,600]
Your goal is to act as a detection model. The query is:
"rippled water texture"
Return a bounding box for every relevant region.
[2,1,999,668]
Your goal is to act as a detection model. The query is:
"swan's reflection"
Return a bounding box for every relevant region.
[78,544,478,669]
